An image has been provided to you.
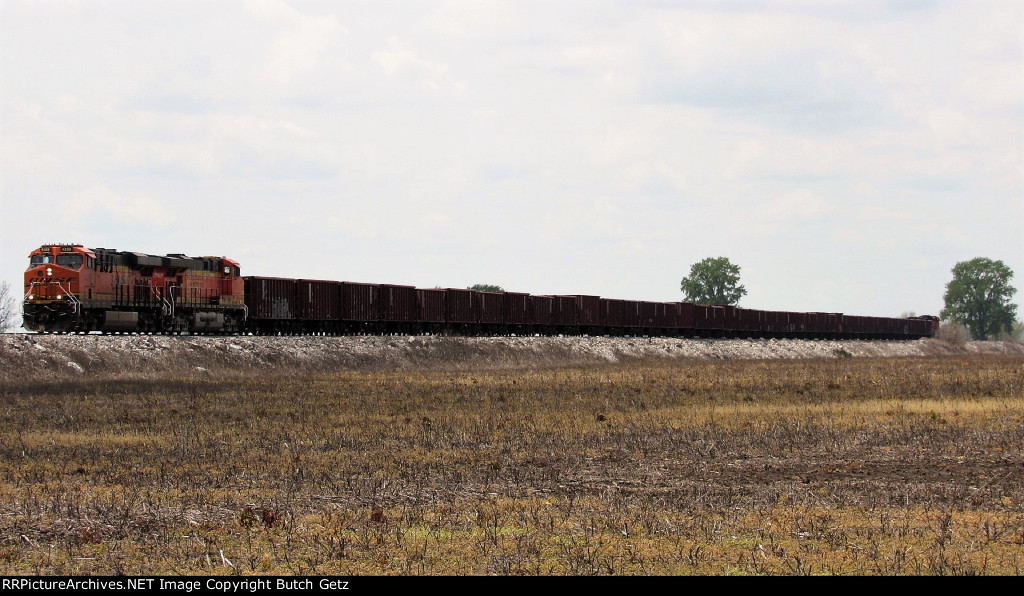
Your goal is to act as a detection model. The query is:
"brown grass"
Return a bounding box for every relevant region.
[0,354,1022,575]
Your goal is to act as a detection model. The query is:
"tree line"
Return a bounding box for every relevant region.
[677,256,1019,341]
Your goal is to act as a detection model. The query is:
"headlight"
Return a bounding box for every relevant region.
[28,294,34,300]
[57,294,63,300]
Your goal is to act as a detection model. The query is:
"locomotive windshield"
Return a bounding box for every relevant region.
[56,254,84,269]
[30,254,54,266]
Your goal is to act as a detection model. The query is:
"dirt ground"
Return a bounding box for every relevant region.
[566,448,1023,510]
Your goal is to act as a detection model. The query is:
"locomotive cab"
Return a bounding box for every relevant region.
[219,258,243,302]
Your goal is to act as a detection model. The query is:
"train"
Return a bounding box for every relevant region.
[21,244,940,339]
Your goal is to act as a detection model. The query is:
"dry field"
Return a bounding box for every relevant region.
[0,334,1022,575]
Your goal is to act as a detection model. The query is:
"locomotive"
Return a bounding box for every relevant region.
[22,244,940,339]
[23,244,245,334]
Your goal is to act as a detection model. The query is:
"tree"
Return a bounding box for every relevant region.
[680,257,747,305]
[468,284,504,292]
[940,257,1018,340]
[0,281,17,333]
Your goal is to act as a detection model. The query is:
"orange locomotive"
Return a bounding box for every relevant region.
[23,244,245,333]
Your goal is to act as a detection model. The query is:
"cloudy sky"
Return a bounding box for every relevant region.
[2,0,1021,328]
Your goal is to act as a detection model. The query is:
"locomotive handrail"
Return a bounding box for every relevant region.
[56,280,82,320]
[164,285,176,319]
[23,281,36,300]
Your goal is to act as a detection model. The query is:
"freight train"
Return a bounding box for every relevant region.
[21,244,940,339]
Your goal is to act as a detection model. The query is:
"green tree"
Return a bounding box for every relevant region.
[469,284,504,292]
[680,257,747,305]
[940,257,1018,340]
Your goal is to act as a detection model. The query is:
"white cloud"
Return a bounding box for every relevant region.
[372,36,464,92]
[245,0,348,83]
[59,186,175,227]
[857,205,912,222]
[425,0,515,38]
[759,189,831,220]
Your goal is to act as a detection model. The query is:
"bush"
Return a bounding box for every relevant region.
[936,321,970,346]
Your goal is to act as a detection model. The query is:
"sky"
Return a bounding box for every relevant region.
[2,0,1022,330]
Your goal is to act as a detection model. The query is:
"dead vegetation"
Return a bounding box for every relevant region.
[0,334,1022,575]
[2,334,1022,381]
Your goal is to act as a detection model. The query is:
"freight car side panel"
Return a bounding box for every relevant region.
[530,295,554,327]
[600,298,622,328]
[244,277,296,320]
[504,292,530,325]
[789,312,807,334]
[575,295,600,327]
[342,282,379,321]
[751,310,767,333]
[710,306,727,332]
[693,304,711,330]
[380,284,418,322]
[677,302,695,331]
[417,289,446,323]
[552,296,579,326]
[621,300,642,328]
[476,291,503,324]
[720,306,736,332]
[445,289,476,323]
[655,302,678,329]
[827,313,843,336]
[735,308,759,333]
[807,312,827,335]
[297,279,341,320]
[640,301,657,328]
